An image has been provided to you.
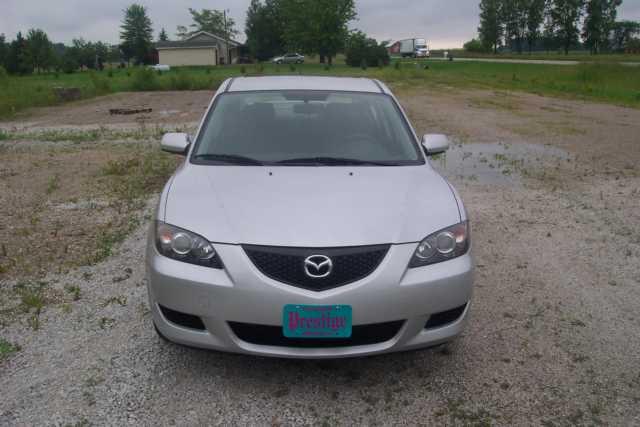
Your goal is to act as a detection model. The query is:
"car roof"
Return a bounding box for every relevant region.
[226,76,385,94]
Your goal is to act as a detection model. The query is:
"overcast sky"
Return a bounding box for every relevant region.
[2,0,640,49]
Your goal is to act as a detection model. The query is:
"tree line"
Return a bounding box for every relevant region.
[474,0,640,54]
[0,0,388,75]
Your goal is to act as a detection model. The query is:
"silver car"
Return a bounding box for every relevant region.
[272,53,305,64]
[147,76,473,358]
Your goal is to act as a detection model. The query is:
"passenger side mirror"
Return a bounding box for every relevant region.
[421,134,450,156]
[161,133,191,155]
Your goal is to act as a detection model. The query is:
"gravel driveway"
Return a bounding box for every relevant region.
[1,89,639,426]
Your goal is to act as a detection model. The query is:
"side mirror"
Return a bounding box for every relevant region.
[161,133,191,155]
[421,134,450,156]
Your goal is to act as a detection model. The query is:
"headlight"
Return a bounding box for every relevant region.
[409,221,469,268]
[155,221,223,269]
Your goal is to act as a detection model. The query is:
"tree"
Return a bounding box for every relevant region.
[6,32,31,75]
[502,0,531,53]
[542,13,560,52]
[478,0,503,53]
[583,0,622,54]
[177,8,239,40]
[120,4,154,65]
[609,20,640,51]
[280,0,356,64]
[549,0,585,54]
[158,28,169,42]
[0,34,8,69]
[26,29,54,72]
[344,30,389,67]
[525,0,546,53]
[245,0,286,61]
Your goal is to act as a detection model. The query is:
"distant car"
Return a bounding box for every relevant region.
[150,64,171,71]
[272,53,305,64]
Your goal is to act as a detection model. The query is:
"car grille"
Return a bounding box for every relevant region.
[243,244,390,291]
[228,320,404,348]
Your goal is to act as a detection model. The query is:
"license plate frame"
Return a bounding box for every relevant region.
[282,304,352,339]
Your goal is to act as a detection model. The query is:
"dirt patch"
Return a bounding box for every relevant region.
[2,90,214,129]
[0,142,179,281]
[1,89,639,425]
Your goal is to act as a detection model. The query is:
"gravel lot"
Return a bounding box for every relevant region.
[1,88,639,426]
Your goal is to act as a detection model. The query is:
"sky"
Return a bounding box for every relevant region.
[2,0,640,49]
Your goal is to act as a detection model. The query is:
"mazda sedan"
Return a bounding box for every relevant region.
[147,76,473,358]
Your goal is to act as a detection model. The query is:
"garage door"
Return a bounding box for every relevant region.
[158,48,218,66]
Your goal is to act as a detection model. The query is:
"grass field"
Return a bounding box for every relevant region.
[1,59,639,119]
[431,49,640,63]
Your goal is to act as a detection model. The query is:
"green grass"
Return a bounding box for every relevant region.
[432,49,640,63]
[1,60,639,118]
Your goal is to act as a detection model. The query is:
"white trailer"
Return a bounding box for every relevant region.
[394,38,430,58]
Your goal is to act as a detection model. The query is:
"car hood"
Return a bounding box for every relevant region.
[163,165,460,247]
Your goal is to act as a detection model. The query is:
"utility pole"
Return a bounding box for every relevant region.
[223,9,230,65]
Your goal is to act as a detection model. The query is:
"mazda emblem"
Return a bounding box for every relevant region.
[303,255,333,278]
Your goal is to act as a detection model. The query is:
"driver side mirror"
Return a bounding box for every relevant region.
[161,133,191,155]
[421,134,450,156]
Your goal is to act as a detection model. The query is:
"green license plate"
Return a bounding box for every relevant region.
[283,304,352,338]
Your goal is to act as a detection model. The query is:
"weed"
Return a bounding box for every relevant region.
[89,71,111,94]
[0,338,21,361]
[446,400,494,427]
[46,174,60,195]
[99,317,115,329]
[65,284,81,301]
[168,71,194,90]
[102,295,127,307]
[0,129,8,140]
[130,67,160,91]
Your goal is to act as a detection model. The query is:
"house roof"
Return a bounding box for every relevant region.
[156,31,241,49]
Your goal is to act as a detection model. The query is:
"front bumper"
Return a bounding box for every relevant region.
[146,240,473,359]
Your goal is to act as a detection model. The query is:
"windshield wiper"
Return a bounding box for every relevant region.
[193,154,265,165]
[276,157,391,166]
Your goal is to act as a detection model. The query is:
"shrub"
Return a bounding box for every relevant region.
[107,70,114,78]
[240,66,246,74]
[89,71,111,94]
[289,64,296,72]
[130,67,160,91]
[345,31,390,68]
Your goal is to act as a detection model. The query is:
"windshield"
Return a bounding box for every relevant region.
[191,91,423,166]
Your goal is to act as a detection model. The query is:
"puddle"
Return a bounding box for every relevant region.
[159,109,182,116]
[430,141,571,186]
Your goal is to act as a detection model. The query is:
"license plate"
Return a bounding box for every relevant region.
[283,304,352,338]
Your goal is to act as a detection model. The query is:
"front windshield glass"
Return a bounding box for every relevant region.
[191,91,423,166]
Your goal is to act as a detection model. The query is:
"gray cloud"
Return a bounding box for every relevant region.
[2,0,640,48]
